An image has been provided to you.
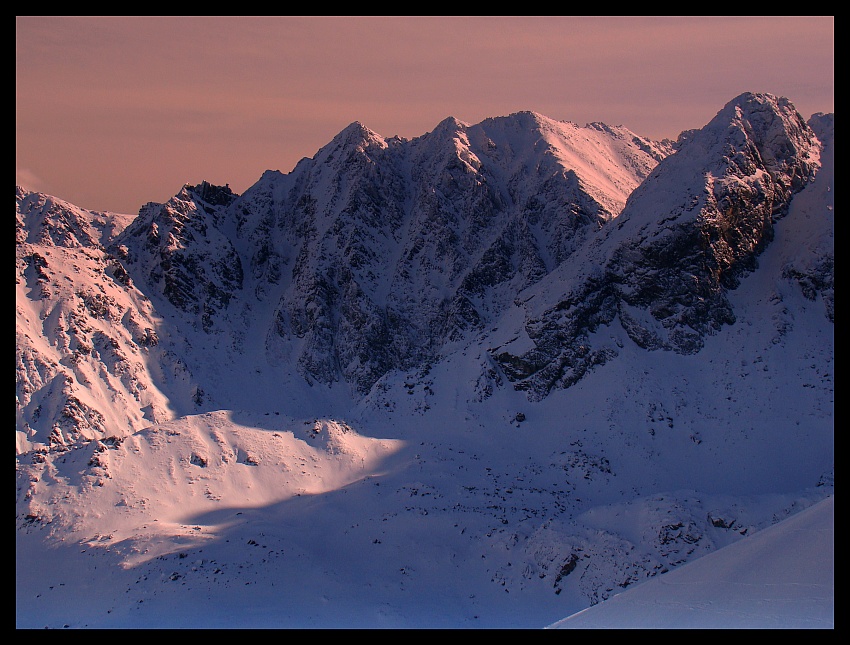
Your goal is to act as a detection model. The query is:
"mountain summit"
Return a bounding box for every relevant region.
[490,92,825,397]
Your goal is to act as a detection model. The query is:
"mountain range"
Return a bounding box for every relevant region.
[16,91,833,628]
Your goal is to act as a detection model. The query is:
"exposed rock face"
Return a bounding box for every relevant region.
[491,93,825,399]
[116,181,242,333]
[15,190,183,451]
[158,113,668,394]
[16,92,833,443]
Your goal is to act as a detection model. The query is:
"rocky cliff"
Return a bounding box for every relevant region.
[16,92,832,447]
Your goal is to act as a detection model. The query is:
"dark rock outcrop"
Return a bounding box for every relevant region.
[492,93,825,399]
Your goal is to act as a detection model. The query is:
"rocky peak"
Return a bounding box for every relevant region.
[320,121,388,162]
[113,183,244,331]
[491,93,827,399]
[184,180,237,208]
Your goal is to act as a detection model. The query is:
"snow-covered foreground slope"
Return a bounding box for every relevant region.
[549,494,833,629]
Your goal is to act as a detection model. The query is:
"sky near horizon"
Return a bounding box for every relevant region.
[16,16,834,216]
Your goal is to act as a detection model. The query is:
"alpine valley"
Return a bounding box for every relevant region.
[15,92,834,628]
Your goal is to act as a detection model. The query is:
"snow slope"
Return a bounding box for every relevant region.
[549,495,833,629]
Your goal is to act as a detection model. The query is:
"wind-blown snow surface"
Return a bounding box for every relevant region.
[16,96,833,629]
[548,495,833,629]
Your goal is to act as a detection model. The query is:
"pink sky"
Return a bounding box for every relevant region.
[16,16,834,216]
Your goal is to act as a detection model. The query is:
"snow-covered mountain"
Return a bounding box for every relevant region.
[16,92,833,628]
